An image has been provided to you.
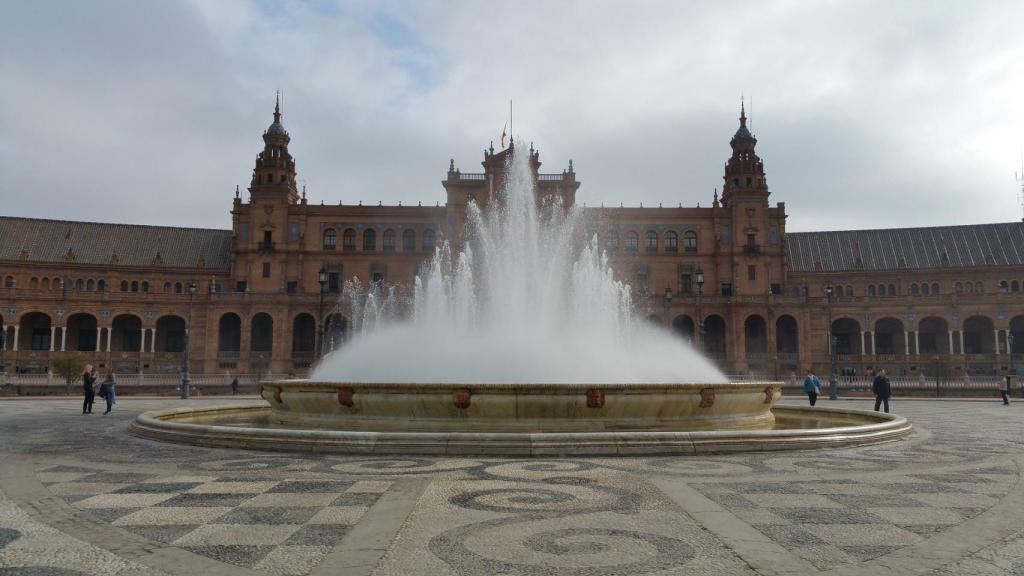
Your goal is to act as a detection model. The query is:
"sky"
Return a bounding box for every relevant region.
[1,0,1023,232]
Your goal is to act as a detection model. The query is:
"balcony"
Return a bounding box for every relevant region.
[742,244,761,254]
[258,241,275,253]
[217,351,241,359]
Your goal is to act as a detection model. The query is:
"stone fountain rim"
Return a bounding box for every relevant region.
[129,403,912,456]
[268,379,777,391]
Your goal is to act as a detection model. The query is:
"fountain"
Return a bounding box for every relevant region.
[132,145,910,455]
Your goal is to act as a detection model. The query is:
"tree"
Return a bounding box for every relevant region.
[52,353,89,393]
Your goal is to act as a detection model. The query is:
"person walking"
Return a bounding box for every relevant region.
[98,369,117,414]
[231,376,239,395]
[1000,375,1011,406]
[872,369,892,413]
[803,370,822,406]
[81,365,96,415]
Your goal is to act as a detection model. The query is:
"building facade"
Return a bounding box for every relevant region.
[2,100,1023,380]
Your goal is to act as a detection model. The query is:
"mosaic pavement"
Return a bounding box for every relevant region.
[1,398,1023,575]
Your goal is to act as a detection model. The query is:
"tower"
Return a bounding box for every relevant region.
[248,94,299,205]
[720,100,769,208]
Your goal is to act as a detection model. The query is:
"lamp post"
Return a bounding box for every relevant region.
[1009,332,1016,396]
[180,281,196,399]
[317,266,328,359]
[824,284,837,400]
[0,327,6,389]
[663,284,673,330]
[695,267,705,352]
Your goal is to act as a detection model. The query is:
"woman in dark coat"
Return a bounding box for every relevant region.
[82,364,96,414]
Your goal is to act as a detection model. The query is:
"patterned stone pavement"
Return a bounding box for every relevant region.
[0,397,1022,575]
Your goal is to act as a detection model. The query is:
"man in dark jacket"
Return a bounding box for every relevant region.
[872,369,891,413]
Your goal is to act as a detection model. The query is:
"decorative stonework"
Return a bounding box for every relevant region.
[453,388,471,409]
[586,388,605,408]
[763,386,774,404]
[699,388,716,408]
[273,386,283,404]
[337,387,354,407]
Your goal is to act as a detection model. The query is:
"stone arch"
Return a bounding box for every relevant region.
[19,312,52,351]
[292,313,316,356]
[962,315,995,354]
[831,318,862,355]
[672,315,694,341]
[155,315,186,353]
[251,313,274,352]
[111,314,142,352]
[776,315,799,355]
[217,313,242,353]
[703,314,727,356]
[874,317,906,355]
[744,314,768,355]
[66,313,98,352]
[917,316,950,354]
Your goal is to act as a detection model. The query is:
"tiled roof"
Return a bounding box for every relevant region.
[0,216,232,269]
[786,222,1024,272]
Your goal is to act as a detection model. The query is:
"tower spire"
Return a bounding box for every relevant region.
[740,96,747,128]
[274,90,281,124]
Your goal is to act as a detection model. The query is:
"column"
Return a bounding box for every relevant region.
[105,327,112,352]
[948,331,955,355]
[1008,331,1014,357]
[868,331,875,355]
[60,327,67,352]
[95,327,103,352]
[0,325,5,351]
[904,332,909,356]
[995,330,1002,354]
[150,328,156,353]
[49,326,55,352]
[914,331,920,356]
[12,326,19,351]
[860,331,866,355]
[958,331,965,355]
[139,329,146,354]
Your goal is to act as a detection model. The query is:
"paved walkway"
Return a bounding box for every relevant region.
[0,398,1022,575]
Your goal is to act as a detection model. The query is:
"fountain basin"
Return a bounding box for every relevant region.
[130,380,912,455]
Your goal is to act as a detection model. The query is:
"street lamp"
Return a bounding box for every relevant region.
[0,327,6,389]
[1009,332,1016,397]
[663,284,673,329]
[180,281,197,399]
[317,266,328,358]
[695,267,705,352]
[824,284,837,400]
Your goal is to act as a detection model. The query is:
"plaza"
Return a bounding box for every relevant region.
[1,397,1023,575]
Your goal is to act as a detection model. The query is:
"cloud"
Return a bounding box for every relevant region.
[1,0,1022,231]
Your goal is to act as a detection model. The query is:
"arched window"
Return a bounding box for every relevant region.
[342,229,357,251]
[922,283,930,295]
[383,229,396,251]
[665,231,678,252]
[120,280,129,292]
[876,284,885,296]
[423,229,436,252]
[164,282,172,294]
[131,281,139,292]
[845,285,854,297]
[323,229,337,250]
[931,282,939,295]
[1012,280,1021,292]
[175,282,183,294]
[3,276,14,289]
[868,285,876,297]
[954,282,963,293]
[965,282,974,293]
[53,277,61,290]
[644,230,658,252]
[999,280,1009,292]
[625,231,639,252]
[606,232,619,251]
[975,281,983,293]
[30,277,38,289]
[86,279,95,291]
[97,279,106,292]
[910,283,919,295]
[683,231,698,251]
[75,279,84,290]
[363,229,376,251]
[141,281,150,293]
[42,278,50,290]
[888,284,896,296]
[402,229,416,251]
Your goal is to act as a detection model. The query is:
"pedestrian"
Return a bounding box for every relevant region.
[872,368,892,413]
[1000,375,1011,406]
[231,376,239,395]
[98,369,117,414]
[803,370,822,406]
[82,364,96,415]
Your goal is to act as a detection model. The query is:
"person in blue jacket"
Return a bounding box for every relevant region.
[803,369,822,406]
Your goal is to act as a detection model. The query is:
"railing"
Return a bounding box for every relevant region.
[257,241,275,252]
[538,174,568,181]
[743,244,761,254]
[458,173,486,181]
[0,373,297,395]
[217,351,241,359]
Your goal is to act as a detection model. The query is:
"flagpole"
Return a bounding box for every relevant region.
[510,99,513,144]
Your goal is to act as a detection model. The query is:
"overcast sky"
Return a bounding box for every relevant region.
[2,0,1022,232]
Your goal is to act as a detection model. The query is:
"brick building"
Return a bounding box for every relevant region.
[2,100,1022,380]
